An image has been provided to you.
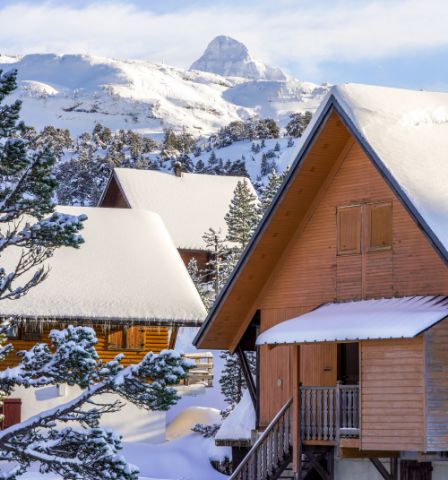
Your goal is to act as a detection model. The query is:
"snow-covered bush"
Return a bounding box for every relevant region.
[0,325,193,479]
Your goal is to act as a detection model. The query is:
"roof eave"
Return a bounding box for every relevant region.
[2,314,204,327]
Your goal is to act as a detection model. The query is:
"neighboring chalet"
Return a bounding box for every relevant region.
[99,167,256,269]
[195,84,448,480]
[2,206,206,371]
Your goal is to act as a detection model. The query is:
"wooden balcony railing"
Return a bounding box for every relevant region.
[230,398,293,480]
[299,384,359,442]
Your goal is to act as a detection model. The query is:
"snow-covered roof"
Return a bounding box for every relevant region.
[215,391,255,443]
[256,296,448,346]
[331,83,448,259]
[112,168,257,250]
[0,206,206,324]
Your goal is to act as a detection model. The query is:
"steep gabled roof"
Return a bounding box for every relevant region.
[194,83,448,350]
[106,168,256,251]
[0,207,206,325]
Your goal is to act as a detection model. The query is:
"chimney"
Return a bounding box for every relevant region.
[173,161,182,178]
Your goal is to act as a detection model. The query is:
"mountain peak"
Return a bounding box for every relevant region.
[190,35,286,81]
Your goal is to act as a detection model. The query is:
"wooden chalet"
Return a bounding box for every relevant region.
[194,84,448,480]
[2,206,206,371]
[99,167,257,270]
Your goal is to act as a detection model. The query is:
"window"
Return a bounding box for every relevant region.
[368,203,392,251]
[337,202,392,255]
[337,205,362,255]
[107,326,145,350]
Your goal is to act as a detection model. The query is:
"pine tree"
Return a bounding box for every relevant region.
[225,158,249,177]
[285,111,313,138]
[201,228,231,302]
[187,258,209,308]
[195,158,206,173]
[0,68,86,300]
[0,325,193,479]
[219,350,257,412]
[257,168,283,215]
[225,180,260,251]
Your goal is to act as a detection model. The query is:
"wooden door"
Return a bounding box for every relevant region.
[300,344,337,386]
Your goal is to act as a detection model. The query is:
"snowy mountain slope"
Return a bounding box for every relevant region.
[0,42,329,137]
[190,35,286,81]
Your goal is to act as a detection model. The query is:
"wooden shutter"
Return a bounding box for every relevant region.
[368,203,392,251]
[126,326,145,350]
[337,206,361,255]
[107,329,123,349]
[1,399,21,429]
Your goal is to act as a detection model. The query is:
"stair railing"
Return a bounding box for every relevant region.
[230,398,293,480]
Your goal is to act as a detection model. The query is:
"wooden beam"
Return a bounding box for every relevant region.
[168,326,179,350]
[236,346,257,407]
[369,458,399,480]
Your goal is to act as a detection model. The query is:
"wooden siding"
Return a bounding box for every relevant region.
[360,339,425,452]
[99,175,130,208]
[256,136,448,428]
[424,318,448,451]
[2,325,169,369]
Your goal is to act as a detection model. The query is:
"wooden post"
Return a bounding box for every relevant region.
[292,345,301,476]
[335,383,341,447]
[236,346,257,408]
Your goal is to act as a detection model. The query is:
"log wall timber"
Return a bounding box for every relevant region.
[256,135,448,427]
[424,318,448,451]
[360,339,425,452]
[3,325,169,369]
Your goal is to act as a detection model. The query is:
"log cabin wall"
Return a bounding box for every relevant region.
[2,325,169,369]
[256,137,448,427]
[424,318,448,451]
[360,338,425,452]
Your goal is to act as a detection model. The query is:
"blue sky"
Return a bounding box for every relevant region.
[1,0,447,90]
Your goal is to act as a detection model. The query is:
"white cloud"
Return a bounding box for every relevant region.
[0,0,447,77]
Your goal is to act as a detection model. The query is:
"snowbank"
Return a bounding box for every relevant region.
[215,391,255,443]
[166,406,221,440]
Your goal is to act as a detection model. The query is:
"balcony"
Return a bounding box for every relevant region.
[299,384,359,443]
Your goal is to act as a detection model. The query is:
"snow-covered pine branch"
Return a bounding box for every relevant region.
[0,325,194,479]
[0,69,86,301]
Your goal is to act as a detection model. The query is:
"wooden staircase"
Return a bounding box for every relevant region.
[229,399,293,480]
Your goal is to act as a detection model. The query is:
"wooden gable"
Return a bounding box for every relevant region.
[99,174,130,208]
[196,108,448,352]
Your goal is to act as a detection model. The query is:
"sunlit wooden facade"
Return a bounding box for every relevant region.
[195,96,448,479]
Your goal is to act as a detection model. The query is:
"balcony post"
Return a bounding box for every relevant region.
[335,382,341,447]
[292,345,301,476]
